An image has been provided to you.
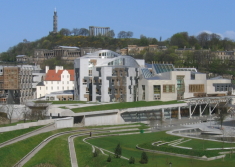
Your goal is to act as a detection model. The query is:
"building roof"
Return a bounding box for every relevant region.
[58,46,80,49]
[36,82,45,86]
[44,69,74,81]
[16,55,27,58]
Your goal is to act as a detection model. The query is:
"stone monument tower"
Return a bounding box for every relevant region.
[53,8,58,33]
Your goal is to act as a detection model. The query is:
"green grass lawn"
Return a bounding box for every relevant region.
[72,100,183,113]
[23,125,146,167]
[0,120,37,127]
[0,125,43,143]
[87,132,235,167]
[24,134,73,167]
[0,127,83,167]
[35,100,87,104]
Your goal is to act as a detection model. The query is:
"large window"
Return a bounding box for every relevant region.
[189,84,204,92]
[163,85,175,93]
[153,85,161,94]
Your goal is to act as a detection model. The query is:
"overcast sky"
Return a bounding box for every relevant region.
[1,0,235,52]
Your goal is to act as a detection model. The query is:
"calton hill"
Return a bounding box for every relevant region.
[1,29,235,79]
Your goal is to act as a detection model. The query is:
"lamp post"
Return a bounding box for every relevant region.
[169,162,172,167]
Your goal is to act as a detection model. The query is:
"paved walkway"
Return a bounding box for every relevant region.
[0,124,57,148]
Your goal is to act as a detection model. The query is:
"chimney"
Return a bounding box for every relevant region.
[45,66,49,73]
[55,66,64,73]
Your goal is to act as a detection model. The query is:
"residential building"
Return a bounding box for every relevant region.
[120,45,167,55]
[0,65,44,104]
[34,46,101,64]
[36,66,74,100]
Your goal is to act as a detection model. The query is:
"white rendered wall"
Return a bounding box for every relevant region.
[85,114,117,126]
[206,79,231,94]
[36,85,45,98]
[55,117,74,128]
[37,70,74,98]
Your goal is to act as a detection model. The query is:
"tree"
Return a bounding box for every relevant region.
[59,28,71,36]
[118,31,126,38]
[126,31,133,38]
[216,103,228,129]
[0,104,14,123]
[71,28,80,36]
[107,30,115,38]
[93,148,99,157]
[129,156,135,164]
[170,32,189,48]
[114,143,122,158]
[107,154,112,162]
[197,32,210,48]
[140,152,148,164]
[78,28,89,36]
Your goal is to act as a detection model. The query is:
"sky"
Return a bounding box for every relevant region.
[1,0,235,53]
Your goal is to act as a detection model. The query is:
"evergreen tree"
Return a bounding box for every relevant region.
[140,152,148,164]
[114,143,122,158]
[129,156,135,164]
[93,148,99,157]
[107,154,112,162]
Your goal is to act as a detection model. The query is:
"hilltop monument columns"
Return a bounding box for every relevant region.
[89,26,110,36]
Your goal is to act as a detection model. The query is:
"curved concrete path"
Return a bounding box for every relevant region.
[0,123,56,148]
[13,129,90,167]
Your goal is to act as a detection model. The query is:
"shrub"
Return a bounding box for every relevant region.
[129,156,135,164]
[114,143,122,158]
[107,154,112,162]
[93,148,99,157]
[140,152,148,164]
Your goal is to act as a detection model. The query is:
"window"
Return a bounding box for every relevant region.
[62,81,64,84]
[57,81,59,84]
[40,87,41,90]
[163,85,175,93]
[67,81,69,84]
[67,75,69,78]
[189,84,204,92]
[108,88,111,94]
[67,86,69,90]
[46,87,48,90]
[51,87,53,90]
[51,81,53,84]
[142,85,145,100]
[62,86,64,90]
[153,85,161,94]
[57,86,59,90]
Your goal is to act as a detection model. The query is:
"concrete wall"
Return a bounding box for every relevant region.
[55,117,74,128]
[207,79,231,94]
[0,119,54,132]
[85,113,118,126]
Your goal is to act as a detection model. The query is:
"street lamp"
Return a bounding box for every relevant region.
[169,162,172,167]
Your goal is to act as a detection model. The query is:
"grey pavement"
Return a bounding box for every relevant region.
[0,124,57,148]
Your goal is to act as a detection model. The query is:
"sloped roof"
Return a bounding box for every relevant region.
[44,69,74,81]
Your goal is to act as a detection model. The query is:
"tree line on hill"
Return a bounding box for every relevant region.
[1,29,235,75]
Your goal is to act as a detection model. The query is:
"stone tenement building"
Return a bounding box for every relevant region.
[0,65,45,104]
[120,45,167,55]
[34,46,101,65]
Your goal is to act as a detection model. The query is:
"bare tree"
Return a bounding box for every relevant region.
[71,28,80,36]
[215,104,228,129]
[27,102,50,121]
[0,104,23,123]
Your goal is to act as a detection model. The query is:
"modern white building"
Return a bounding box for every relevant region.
[36,66,74,99]
[74,50,145,102]
[138,64,232,101]
[74,50,233,103]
